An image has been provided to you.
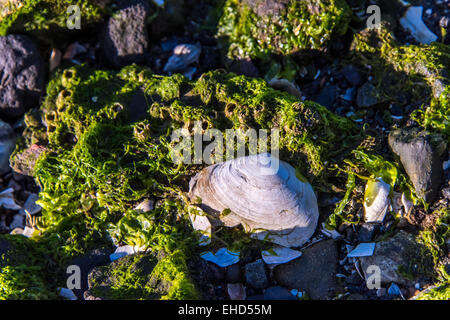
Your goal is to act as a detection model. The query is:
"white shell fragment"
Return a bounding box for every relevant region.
[0,188,21,210]
[200,247,240,267]
[347,242,376,258]
[21,226,40,238]
[189,153,319,248]
[58,288,77,300]
[363,178,390,223]
[401,193,414,216]
[134,199,154,212]
[109,245,145,261]
[49,48,61,72]
[19,193,41,216]
[163,43,201,74]
[400,6,438,44]
[189,209,212,246]
[262,246,302,265]
[321,223,343,240]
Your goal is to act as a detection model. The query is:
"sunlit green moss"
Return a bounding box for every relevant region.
[217,0,352,78]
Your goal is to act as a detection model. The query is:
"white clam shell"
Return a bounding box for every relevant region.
[363,178,390,223]
[188,153,319,248]
[400,6,438,44]
[262,245,302,265]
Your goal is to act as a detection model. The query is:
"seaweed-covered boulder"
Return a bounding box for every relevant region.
[84,251,197,300]
[100,0,150,68]
[0,34,45,119]
[217,0,352,78]
[360,231,435,287]
[388,127,447,203]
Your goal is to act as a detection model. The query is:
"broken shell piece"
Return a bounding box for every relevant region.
[49,48,61,72]
[58,288,77,300]
[134,199,154,212]
[391,191,403,215]
[321,223,343,240]
[400,6,438,44]
[262,246,302,265]
[109,245,145,261]
[200,247,240,267]
[189,153,319,248]
[163,43,201,74]
[0,188,21,210]
[268,78,302,99]
[21,226,40,238]
[19,193,41,216]
[227,283,246,300]
[63,42,87,60]
[347,242,376,258]
[189,208,212,246]
[364,178,390,223]
[401,193,414,216]
[290,289,304,298]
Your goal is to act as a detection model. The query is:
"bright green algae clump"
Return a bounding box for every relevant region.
[217,0,352,78]
[0,0,106,38]
[9,64,360,298]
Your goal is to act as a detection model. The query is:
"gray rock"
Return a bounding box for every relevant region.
[10,144,47,176]
[0,120,16,174]
[263,286,296,300]
[0,34,45,119]
[341,65,363,87]
[273,239,338,300]
[358,223,377,242]
[229,58,260,78]
[360,231,427,287]
[388,127,447,203]
[244,259,268,289]
[100,0,150,68]
[356,82,381,108]
[315,84,337,110]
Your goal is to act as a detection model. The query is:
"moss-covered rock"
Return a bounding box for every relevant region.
[349,25,450,137]
[85,251,197,300]
[217,0,352,79]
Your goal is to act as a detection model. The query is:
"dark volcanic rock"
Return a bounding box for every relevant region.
[356,82,381,108]
[0,120,16,174]
[360,231,430,287]
[341,65,363,87]
[0,34,45,119]
[229,58,260,78]
[100,0,150,68]
[273,239,338,300]
[244,259,268,289]
[388,127,447,203]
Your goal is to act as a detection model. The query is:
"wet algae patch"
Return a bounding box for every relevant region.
[217,0,352,79]
[8,64,362,299]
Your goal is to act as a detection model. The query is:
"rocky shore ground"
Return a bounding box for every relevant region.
[0,0,449,300]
